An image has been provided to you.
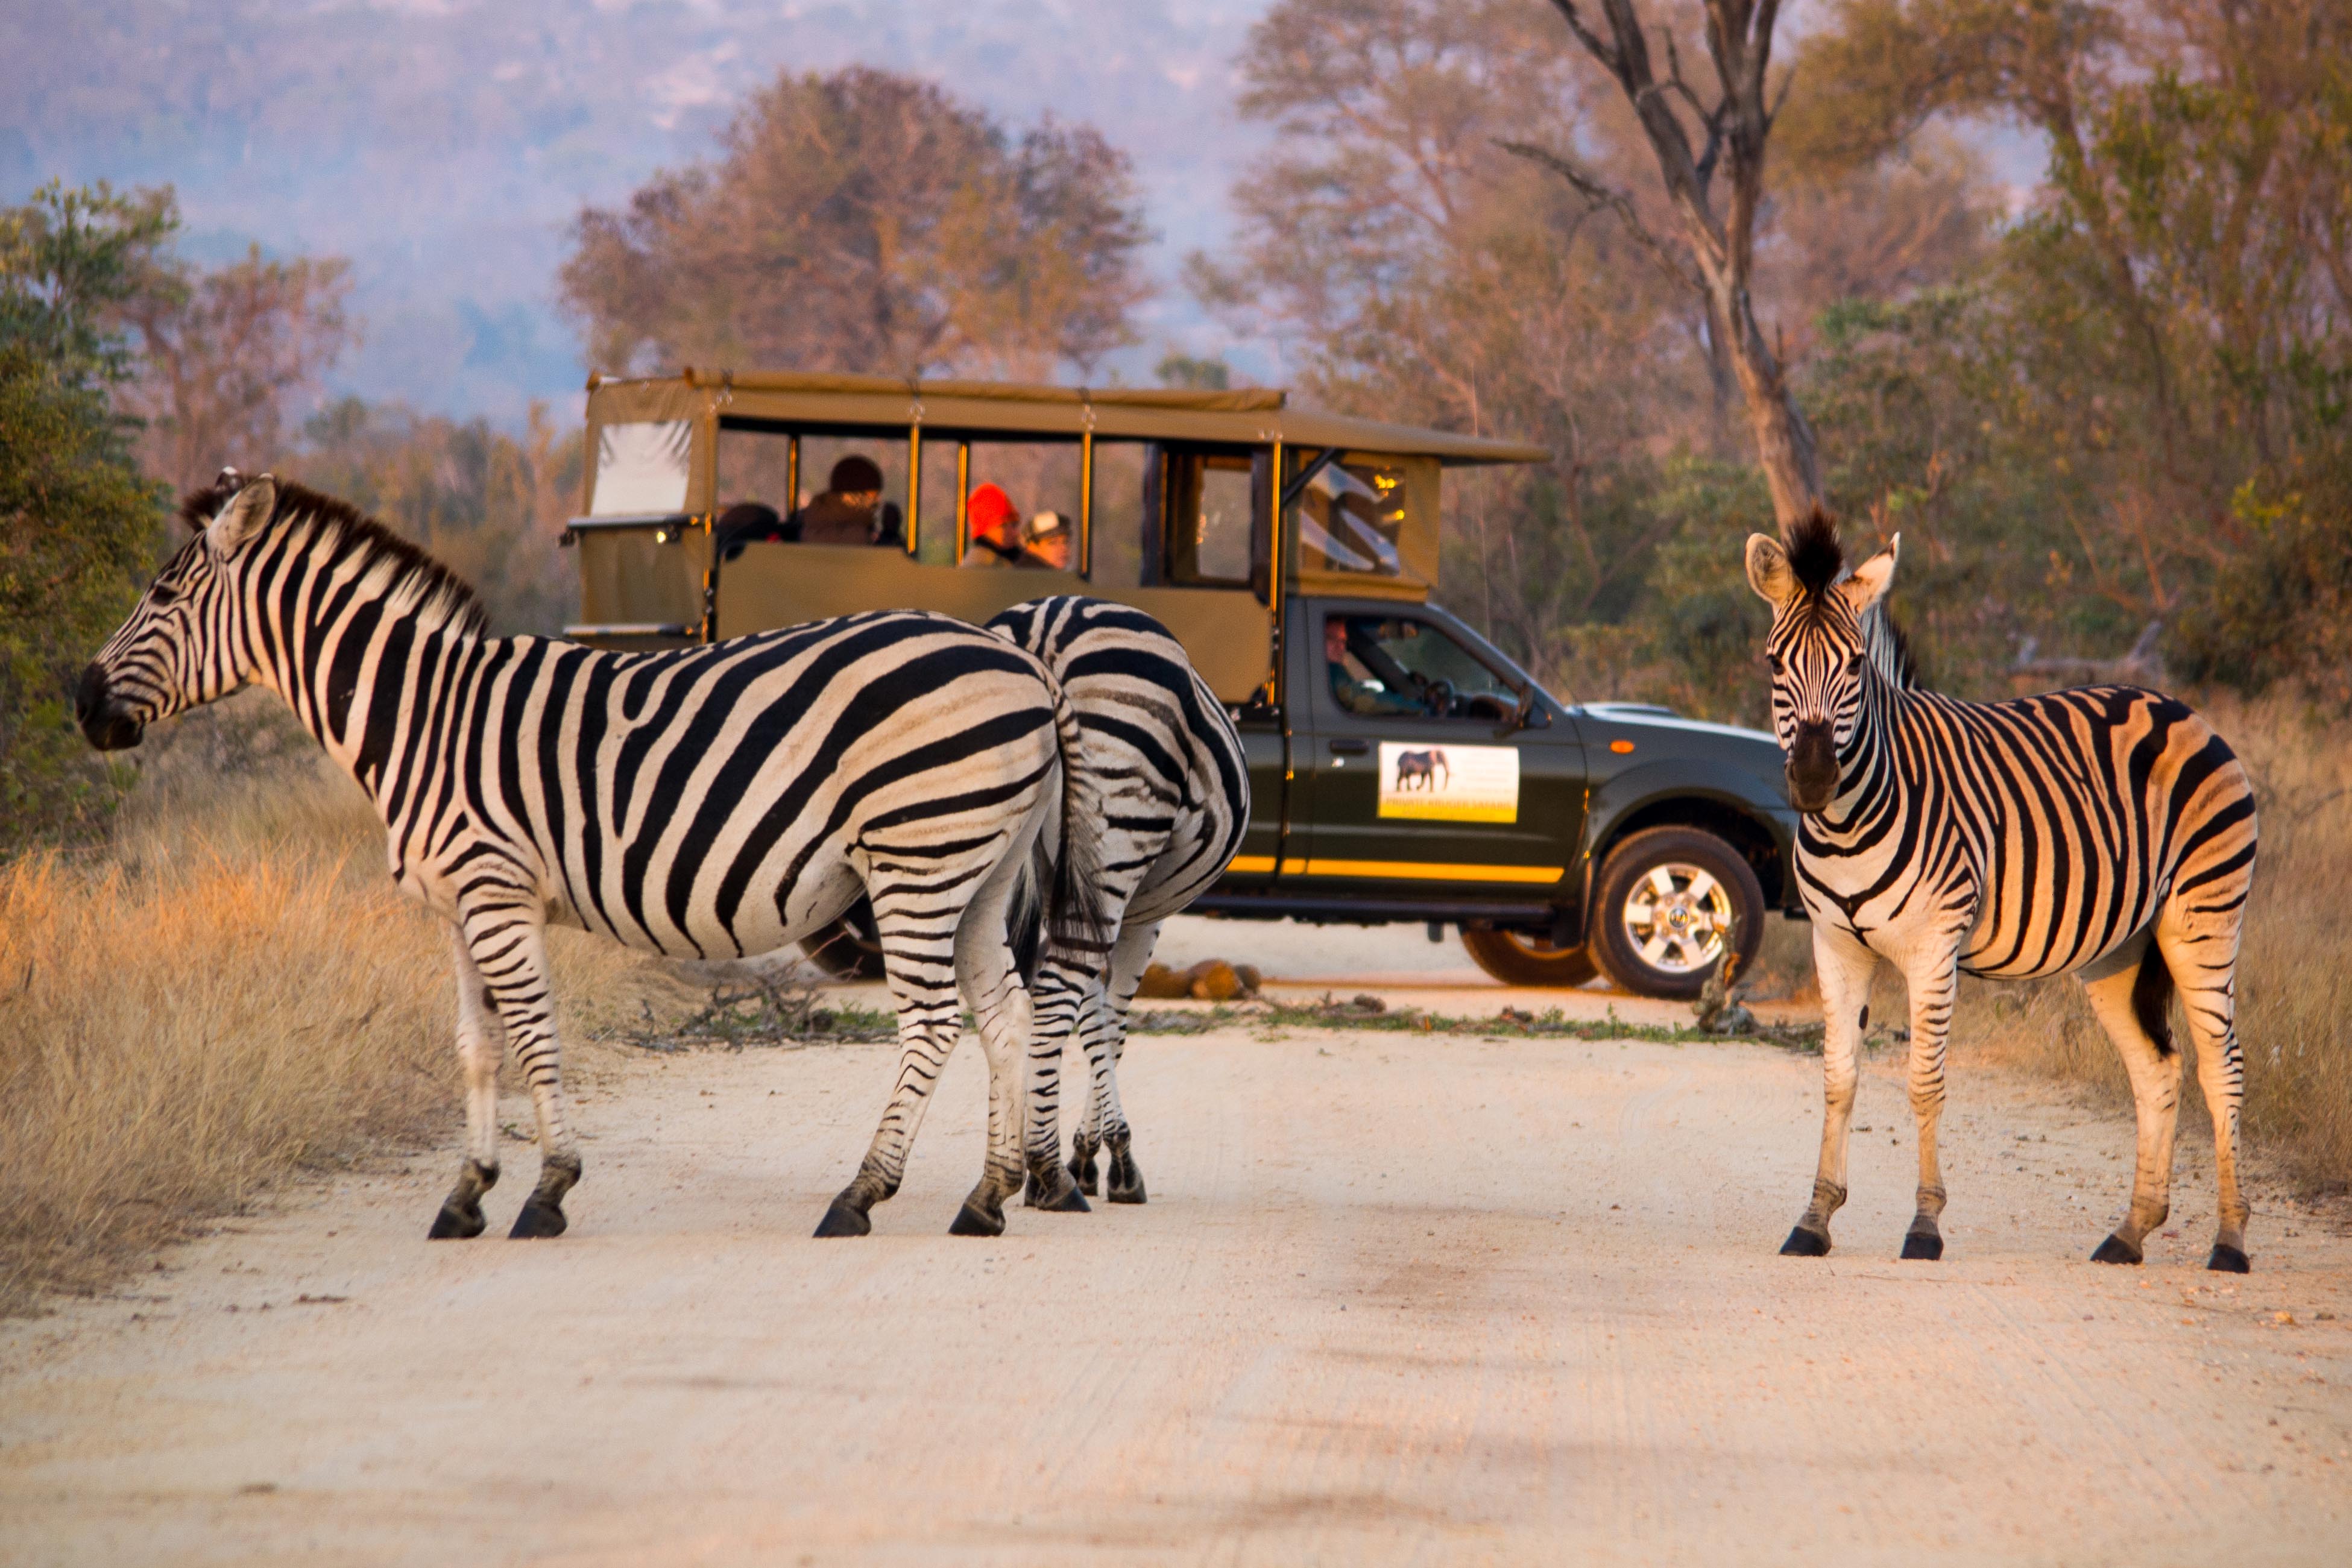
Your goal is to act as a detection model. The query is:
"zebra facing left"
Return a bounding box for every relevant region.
[77,472,1105,1241]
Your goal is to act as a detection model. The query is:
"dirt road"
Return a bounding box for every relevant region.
[5,957,2350,1564]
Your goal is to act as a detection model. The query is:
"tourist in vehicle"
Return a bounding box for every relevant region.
[792,455,901,546]
[1325,616,1419,715]
[962,483,1026,567]
[716,500,793,561]
[1022,510,1071,570]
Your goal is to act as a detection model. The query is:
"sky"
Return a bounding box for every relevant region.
[4,0,1284,427]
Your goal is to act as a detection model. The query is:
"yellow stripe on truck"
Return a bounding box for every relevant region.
[1302,858,1564,884]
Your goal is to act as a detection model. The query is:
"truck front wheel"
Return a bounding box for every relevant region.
[1460,927,1598,989]
[1589,827,1765,1000]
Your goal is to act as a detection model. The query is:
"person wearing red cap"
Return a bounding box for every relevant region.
[962,482,1025,567]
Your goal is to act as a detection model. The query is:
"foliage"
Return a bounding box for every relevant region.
[120,242,355,491]
[560,66,1150,381]
[288,397,585,637]
[0,183,175,850]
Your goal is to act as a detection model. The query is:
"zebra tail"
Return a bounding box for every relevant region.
[1042,673,1113,962]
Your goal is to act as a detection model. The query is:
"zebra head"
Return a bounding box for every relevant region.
[1744,514,1900,814]
[76,471,277,752]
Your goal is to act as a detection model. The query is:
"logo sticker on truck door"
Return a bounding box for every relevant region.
[1376,742,1519,823]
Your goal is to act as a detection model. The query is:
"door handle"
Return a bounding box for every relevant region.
[1328,738,1370,755]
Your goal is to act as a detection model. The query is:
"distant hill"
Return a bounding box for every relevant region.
[6,0,1270,423]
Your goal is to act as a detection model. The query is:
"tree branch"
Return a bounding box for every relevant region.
[1495,139,1700,292]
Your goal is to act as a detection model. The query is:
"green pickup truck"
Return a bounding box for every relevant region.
[561,368,1800,998]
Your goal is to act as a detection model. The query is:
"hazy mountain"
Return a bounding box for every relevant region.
[5,0,1277,423]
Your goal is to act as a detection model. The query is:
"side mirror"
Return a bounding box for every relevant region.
[1513,684,1550,730]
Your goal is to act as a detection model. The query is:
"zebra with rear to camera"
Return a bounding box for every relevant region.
[987,597,1250,1207]
[1747,512,2260,1272]
[76,471,1106,1242]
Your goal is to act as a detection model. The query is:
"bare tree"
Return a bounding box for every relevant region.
[122,244,355,490]
[1505,0,1825,529]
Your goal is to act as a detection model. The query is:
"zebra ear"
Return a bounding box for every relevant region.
[1745,533,1795,608]
[204,475,277,560]
[1840,534,1900,612]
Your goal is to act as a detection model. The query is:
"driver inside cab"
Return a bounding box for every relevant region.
[1325,616,1420,716]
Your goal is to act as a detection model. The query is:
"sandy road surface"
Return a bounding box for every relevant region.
[5,939,2350,1564]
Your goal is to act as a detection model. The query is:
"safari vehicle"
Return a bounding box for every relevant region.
[563,369,1800,998]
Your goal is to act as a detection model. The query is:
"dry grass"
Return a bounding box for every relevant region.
[0,703,678,1314]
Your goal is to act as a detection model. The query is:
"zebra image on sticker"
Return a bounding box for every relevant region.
[1376,742,1520,823]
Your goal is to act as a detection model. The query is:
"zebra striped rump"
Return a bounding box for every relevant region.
[1746,512,2259,1271]
[987,596,1250,1206]
[77,472,1105,1241]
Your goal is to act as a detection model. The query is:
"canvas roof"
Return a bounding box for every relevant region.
[584,368,1551,467]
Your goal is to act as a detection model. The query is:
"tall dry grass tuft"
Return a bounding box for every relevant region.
[1,709,677,1312]
[0,840,450,1311]
[1952,694,2352,1196]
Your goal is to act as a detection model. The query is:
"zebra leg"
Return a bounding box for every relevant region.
[1020,952,1092,1213]
[1784,926,1878,1256]
[956,839,1051,1236]
[2078,943,2184,1266]
[1067,980,1107,1196]
[458,902,581,1239]
[814,884,966,1238]
[1896,945,1961,1261]
[427,928,503,1239]
[1097,918,1162,1204]
[2159,919,2251,1272]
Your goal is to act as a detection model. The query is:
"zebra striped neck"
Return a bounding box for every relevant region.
[229,496,491,802]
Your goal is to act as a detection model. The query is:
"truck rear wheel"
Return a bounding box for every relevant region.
[1460,927,1599,989]
[1589,827,1765,1001]
[801,898,888,980]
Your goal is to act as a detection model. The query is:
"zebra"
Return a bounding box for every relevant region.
[1745,512,2260,1272]
[76,473,1103,1241]
[986,597,1250,1206]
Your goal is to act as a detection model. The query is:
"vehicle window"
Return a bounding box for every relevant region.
[1161,450,1254,586]
[714,423,907,554]
[1297,456,1408,576]
[1088,440,1146,588]
[947,438,1085,571]
[590,421,692,516]
[1324,614,1521,721]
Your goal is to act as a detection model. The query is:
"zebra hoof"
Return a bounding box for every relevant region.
[2090,1233,2143,1266]
[948,1200,1006,1238]
[1031,1179,1089,1214]
[1106,1157,1147,1205]
[2207,1242,2251,1274]
[1068,1151,1100,1197]
[813,1199,871,1239]
[1780,1226,1831,1258]
[508,1201,567,1239]
[426,1201,485,1240]
[1900,1232,1943,1261]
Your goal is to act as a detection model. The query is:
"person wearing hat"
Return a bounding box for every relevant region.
[793,455,902,546]
[1021,509,1072,570]
[962,483,1025,567]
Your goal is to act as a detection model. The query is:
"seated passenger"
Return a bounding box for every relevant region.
[1325,616,1419,716]
[717,500,794,562]
[1021,511,1072,571]
[793,456,903,546]
[962,483,1026,567]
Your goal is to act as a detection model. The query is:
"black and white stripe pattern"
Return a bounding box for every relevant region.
[78,473,1100,1240]
[988,597,1250,1206]
[1747,514,2260,1270]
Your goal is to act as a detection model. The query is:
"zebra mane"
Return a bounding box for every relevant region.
[180,475,491,638]
[1783,507,1918,688]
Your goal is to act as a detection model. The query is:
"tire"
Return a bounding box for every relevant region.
[1588,827,1765,1001]
[801,898,888,980]
[1460,927,1599,989]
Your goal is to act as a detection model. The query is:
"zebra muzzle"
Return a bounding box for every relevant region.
[74,664,143,752]
[1785,723,1839,812]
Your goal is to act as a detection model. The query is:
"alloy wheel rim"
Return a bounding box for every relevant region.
[1619,861,1731,975]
